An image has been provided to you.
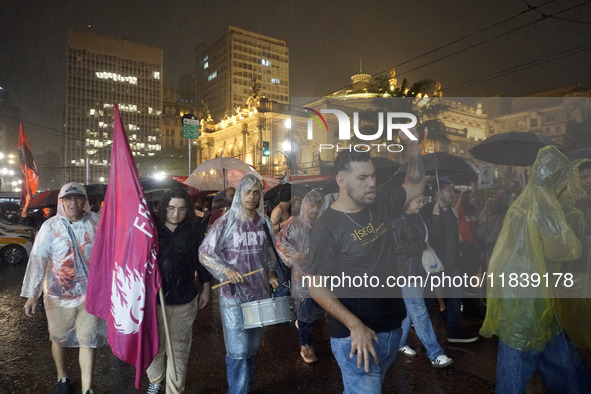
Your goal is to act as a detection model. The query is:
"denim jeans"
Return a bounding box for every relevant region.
[399,281,445,362]
[496,332,591,393]
[299,320,314,347]
[220,298,263,394]
[442,268,463,337]
[331,328,401,394]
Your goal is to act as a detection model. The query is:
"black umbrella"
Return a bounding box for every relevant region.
[566,147,591,160]
[393,152,478,185]
[139,177,187,192]
[469,131,557,167]
[264,183,311,201]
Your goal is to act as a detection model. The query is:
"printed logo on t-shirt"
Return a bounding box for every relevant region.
[350,221,388,246]
[232,231,266,248]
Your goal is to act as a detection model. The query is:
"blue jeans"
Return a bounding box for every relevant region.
[331,328,401,394]
[442,268,463,336]
[220,298,263,394]
[399,281,445,362]
[496,332,591,393]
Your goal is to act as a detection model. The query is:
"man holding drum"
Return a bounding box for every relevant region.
[308,130,425,393]
[199,174,279,394]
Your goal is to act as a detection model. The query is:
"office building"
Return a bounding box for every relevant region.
[195,26,289,123]
[65,30,163,183]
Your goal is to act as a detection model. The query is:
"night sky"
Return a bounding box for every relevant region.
[1,0,590,156]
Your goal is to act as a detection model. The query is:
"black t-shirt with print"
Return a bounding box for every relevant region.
[308,186,407,338]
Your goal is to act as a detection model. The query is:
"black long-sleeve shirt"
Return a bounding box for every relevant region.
[157,219,213,305]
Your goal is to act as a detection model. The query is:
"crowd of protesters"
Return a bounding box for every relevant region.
[19,136,591,393]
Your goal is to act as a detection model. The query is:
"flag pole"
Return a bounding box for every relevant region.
[158,288,178,381]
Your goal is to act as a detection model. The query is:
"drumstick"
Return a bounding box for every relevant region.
[212,268,264,290]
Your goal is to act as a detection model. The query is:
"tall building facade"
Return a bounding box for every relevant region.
[162,88,199,150]
[195,26,289,123]
[65,30,163,183]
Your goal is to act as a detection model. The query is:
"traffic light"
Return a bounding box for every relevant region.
[262,141,270,157]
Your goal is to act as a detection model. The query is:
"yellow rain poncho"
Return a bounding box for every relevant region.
[480,146,582,351]
[555,159,591,348]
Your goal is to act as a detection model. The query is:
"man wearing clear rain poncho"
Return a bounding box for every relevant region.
[276,190,325,364]
[199,174,279,394]
[479,146,591,393]
[21,182,106,394]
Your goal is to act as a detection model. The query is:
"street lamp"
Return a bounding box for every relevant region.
[153,171,167,180]
[282,140,292,152]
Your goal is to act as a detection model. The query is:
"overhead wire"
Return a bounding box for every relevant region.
[445,43,591,93]
[398,0,590,76]
[321,0,590,97]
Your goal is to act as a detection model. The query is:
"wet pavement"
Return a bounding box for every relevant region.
[1,261,590,394]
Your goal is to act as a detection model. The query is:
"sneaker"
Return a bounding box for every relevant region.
[398,345,417,358]
[300,345,318,364]
[432,354,454,368]
[447,331,479,343]
[147,382,162,394]
[85,390,95,394]
[55,377,72,394]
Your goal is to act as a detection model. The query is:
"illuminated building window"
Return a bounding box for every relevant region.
[95,71,137,84]
[89,109,95,115]
[208,71,218,81]
[153,71,160,79]
[204,62,209,69]
[271,78,280,85]
[261,59,271,66]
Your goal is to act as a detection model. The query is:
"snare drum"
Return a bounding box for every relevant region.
[240,296,295,329]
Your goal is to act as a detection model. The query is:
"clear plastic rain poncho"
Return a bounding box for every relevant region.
[480,146,582,351]
[21,182,107,347]
[199,174,277,304]
[276,190,325,321]
[555,159,591,348]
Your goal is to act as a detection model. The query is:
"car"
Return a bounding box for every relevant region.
[0,230,32,265]
[0,216,34,239]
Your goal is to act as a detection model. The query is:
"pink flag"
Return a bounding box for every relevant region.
[86,104,161,389]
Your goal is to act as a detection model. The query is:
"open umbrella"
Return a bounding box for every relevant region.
[566,147,591,160]
[139,177,186,192]
[185,157,262,191]
[469,131,557,167]
[264,183,311,201]
[393,152,478,185]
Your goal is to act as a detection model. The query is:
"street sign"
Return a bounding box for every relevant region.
[182,117,200,139]
[478,162,494,189]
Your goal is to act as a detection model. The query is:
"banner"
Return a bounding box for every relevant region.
[18,123,39,216]
[86,105,161,389]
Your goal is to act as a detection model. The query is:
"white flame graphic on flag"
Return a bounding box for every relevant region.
[111,264,146,334]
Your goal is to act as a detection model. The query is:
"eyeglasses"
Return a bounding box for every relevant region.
[166,206,187,213]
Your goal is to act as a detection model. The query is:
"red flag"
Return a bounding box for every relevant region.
[86,105,161,389]
[18,123,39,217]
[421,127,429,156]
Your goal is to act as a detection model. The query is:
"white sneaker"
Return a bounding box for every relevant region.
[432,354,453,368]
[147,382,162,394]
[398,345,417,357]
